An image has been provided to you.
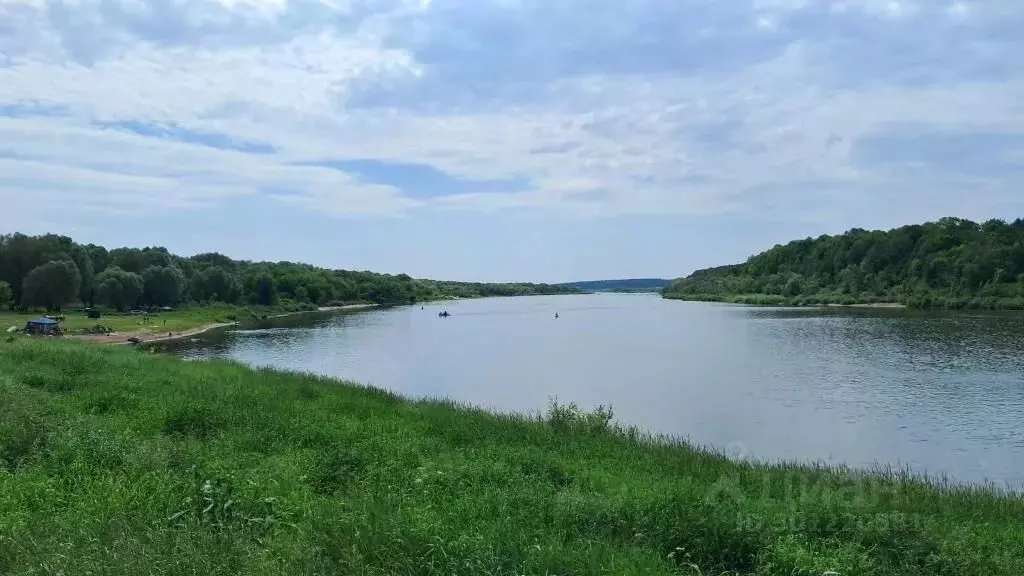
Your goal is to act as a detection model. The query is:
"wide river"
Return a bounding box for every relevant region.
[166,293,1024,486]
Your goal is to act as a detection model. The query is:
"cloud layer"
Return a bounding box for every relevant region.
[1,0,1022,278]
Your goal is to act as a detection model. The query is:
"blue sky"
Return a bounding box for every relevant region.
[1,0,1022,282]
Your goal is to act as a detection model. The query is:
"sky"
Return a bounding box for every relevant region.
[1,0,1022,283]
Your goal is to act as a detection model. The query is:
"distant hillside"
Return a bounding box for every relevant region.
[563,278,670,292]
[663,217,1024,309]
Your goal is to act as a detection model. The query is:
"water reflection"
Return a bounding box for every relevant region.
[165,295,1024,486]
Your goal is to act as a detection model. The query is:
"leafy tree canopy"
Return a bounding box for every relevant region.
[663,217,1024,310]
[95,267,145,312]
[0,281,12,308]
[0,233,582,311]
[21,259,82,311]
[142,266,185,307]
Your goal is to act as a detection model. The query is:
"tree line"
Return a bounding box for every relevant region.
[663,217,1024,309]
[0,233,581,312]
[564,278,669,292]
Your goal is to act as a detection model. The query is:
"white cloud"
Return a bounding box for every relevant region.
[0,0,1022,230]
[756,15,778,30]
[947,2,971,17]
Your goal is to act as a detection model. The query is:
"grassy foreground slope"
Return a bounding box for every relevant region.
[664,217,1024,309]
[2,340,1023,575]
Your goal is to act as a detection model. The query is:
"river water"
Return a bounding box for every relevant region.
[165,293,1024,486]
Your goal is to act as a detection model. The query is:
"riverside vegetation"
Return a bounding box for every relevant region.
[0,233,581,316]
[2,338,1023,575]
[663,217,1024,309]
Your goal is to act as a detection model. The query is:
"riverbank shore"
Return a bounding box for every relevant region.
[63,304,378,345]
[71,321,240,345]
[826,301,907,309]
[264,303,377,320]
[663,293,910,308]
[1,338,1021,575]
[664,292,1024,310]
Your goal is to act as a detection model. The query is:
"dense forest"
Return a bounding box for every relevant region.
[663,217,1024,309]
[563,278,669,292]
[0,233,581,312]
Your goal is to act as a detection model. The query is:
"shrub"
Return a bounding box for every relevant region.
[546,399,615,435]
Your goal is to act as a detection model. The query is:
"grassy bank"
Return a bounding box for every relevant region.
[0,301,335,338]
[1,340,1022,575]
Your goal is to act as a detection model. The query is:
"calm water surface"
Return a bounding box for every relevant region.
[168,294,1024,486]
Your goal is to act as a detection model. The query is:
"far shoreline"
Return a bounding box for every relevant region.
[662,293,909,309]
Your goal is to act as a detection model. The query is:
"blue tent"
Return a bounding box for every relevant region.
[29,318,58,325]
[25,317,61,334]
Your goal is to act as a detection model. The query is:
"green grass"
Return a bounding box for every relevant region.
[1,339,1022,575]
[0,302,323,336]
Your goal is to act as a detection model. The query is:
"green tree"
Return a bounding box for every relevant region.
[142,266,185,307]
[72,247,95,306]
[84,244,110,275]
[190,266,241,303]
[367,280,412,305]
[108,248,144,274]
[0,233,74,306]
[305,280,334,305]
[95,267,145,312]
[0,281,11,309]
[21,260,81,311]
[782,276,803,298]
[248,272,278,306]
[109,247,172,274]
[190,252,236,272]
[139,248,174,270]
[294,285,309,303]
[2,232,581,312]
[333,278,359,302]
[663,217,1024,309]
